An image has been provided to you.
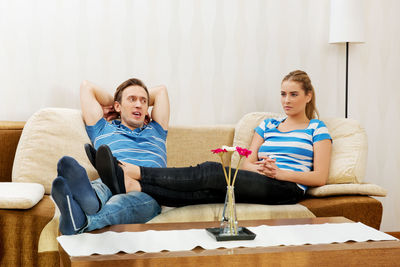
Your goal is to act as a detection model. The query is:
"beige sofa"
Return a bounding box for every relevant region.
[0,108,386,266]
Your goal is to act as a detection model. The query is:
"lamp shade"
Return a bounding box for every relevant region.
[329,0,365,43]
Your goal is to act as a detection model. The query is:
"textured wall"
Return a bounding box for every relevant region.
[0,0,342,124]
[0,0,399,231]
[349,0,400,232]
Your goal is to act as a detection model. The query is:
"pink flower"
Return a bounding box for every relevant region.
[211,148,227,154]
[236,146,252,158]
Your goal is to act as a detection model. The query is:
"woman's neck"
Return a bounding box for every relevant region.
[284,114,310,124]
[278,114,310,132]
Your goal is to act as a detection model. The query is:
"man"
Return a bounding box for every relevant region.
[51,78,170,235]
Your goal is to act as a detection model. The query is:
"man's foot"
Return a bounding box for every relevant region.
[96,145,126,195]
[84,143,96,168]
[57,156,100,215]
[51,176,87,235]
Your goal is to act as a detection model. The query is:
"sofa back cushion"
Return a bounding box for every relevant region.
[12,108,99,194]
[231,112,367,184]
[13,108,367,194]
[12,108,236,194]
[166,125,235,167]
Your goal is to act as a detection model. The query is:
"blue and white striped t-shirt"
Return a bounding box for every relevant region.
[255,118,332,191]
[86,118,167,168]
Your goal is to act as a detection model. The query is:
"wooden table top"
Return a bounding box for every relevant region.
[89,216,352,233]
[59,217,400,267]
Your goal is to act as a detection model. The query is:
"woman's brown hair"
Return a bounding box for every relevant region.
[282,70,319,119]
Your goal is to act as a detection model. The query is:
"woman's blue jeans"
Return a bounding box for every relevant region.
[79,178,161,233]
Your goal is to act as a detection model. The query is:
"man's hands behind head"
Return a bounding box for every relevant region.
[102,105,119,121]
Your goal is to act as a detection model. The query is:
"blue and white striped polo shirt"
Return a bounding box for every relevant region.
[255,118,332,191]
[86,118,167,168]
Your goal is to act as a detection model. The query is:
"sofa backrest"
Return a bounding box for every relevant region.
[12,108,367,194]
[166,125,235,167]
[12,108,236,194]
[0,121,25,182]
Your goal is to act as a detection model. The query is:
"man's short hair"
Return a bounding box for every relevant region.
[114,78,149,103]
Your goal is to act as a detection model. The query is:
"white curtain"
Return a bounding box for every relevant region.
[0,0,399,232]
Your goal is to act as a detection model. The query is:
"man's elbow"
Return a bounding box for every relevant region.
[80,80,92,94]
[155,85,168,94]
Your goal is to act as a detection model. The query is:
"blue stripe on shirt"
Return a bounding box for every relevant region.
[86,118,168,168]
[255,117,332,191]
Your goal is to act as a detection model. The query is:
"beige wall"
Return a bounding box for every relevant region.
[0,0,399,231]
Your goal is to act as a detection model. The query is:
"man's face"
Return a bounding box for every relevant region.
[114,85,149,130]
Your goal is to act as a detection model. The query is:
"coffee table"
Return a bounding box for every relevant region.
[59,217,400,266]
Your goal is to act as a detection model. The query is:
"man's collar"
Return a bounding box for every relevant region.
[112,120,148,133]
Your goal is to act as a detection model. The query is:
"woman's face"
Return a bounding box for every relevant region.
[280,80,311,118]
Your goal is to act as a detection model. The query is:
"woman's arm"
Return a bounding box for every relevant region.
[261,139,332,187]
[241,133,265,173]
[242,131,332,187]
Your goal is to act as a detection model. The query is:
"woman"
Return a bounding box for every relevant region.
[96,70,332,206]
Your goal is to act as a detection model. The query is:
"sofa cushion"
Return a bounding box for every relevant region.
[307,183,387,197]
[323,118,367,184]
[12,108,99,194]
[231,112,368,184]
[0,182,44,209]
[167,125,235,167]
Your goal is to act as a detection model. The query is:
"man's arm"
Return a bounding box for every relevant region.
[148,85,170,130]
[80,80,114,126]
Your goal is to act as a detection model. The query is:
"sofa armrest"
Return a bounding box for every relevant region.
[0,195,57,266]
[300,195,383,230]
[307,183,387,197]
[0,182,45,209]
[0,121,25,182]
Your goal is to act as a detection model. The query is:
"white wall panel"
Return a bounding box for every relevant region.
[0,0,399,231]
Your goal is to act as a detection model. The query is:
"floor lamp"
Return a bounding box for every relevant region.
[329,0,365,118]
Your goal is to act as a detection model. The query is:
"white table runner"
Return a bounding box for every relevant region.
[57,222,398,257]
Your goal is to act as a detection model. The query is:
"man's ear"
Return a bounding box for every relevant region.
[144,112,151,125]
[114,101,121,112]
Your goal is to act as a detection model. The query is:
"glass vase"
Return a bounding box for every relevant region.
[220,185,238,235]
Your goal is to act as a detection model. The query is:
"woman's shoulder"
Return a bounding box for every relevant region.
[262,117,283,130]
[308,119,332,140]
[308,118,328,129]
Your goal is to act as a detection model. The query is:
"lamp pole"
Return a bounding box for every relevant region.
[329,0,365,119]
[345,42,349,118]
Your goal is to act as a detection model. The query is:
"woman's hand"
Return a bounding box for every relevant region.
[255,156,280,178]
[256,157,286,180]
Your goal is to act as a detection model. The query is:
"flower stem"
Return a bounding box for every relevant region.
[228,155,232,186]
[228,187,233,233]
[231,157,243,186]
[219,154,229,185]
